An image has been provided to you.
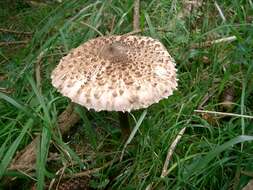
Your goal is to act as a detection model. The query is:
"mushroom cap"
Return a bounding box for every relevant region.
[51,35,178,112]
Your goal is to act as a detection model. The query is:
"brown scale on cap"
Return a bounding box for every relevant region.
[51,35,178,112]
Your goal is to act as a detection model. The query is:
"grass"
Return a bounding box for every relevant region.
[0,0,253,189]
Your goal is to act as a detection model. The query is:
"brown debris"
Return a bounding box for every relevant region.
[242,180,253,190]
[35,51,45,93]
[220,87,235,111]
[55,177,91,190]
[0,40,29,46]
[8,103,80,171]
[8,137,39,171]
[0,75,7,81]
[0,87,14,94]
[178,0,203,20]
[190,36,237,49]
[57,103,80,134]
[30,177,91,190]
[0,28,32,36]
[200,112,219,126]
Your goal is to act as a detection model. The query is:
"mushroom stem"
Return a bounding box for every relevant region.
[118,112,130,139]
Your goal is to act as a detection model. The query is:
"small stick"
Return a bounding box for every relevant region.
[214,1,226,22]
[241,170,253,177]
[191,36,237,49]
[35,51,45,93]
[109,15,116,34]
[210,36,237,44]
[0,87,13,94]
[133,0,140,31]
[63,160,115,178]
[194,110,253,119]
[145,183,153,190]
[197,90,216,109]
[0,28,32,35]
[48,165,66,190]
[161,127,186,178]
[0,40,29,46]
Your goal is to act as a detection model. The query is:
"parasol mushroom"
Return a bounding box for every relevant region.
[51,35,177,136]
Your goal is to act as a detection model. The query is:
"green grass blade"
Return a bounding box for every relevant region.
[0,92,35,119]
[144,11,156,38]
[0,119,33,179]
[111,5,133,34]
[59,28,69,52]
[191,135,253,175]
[53,136,85,169]
[27,76,52,127]
[36,125,51,190]
[120,109,147,160]
[0,134,12,161]
[26,77,54,189]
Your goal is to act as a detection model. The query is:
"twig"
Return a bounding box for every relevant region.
[0,87,13,94]
[241,170,253,177]
[48,165,66,190]
[133,0,140,31]
[0,40,29,46]
[145,183,153,190]
[0,28,32,35]
[161,127,186,178]
[194,110,253,119]
[26,0,47,7]
[109,15,116,34]
[191,36,237,49]
[208,36,237,44]
[16,169,37,181]
[35,51,46,93]
[214,1,226,22]
[63,160,115,178]
[197,93,213,109]
[197,89,217,109]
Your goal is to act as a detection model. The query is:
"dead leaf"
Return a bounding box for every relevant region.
[242,179,253,190]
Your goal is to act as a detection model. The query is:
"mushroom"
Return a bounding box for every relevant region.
[51,35,177,137]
